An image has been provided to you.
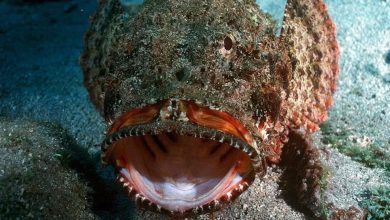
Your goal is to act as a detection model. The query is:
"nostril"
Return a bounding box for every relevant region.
[175,68,188,81]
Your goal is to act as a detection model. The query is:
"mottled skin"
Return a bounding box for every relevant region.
[81,0,339,216]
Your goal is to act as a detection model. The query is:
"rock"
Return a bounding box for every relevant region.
[0,117,95,219]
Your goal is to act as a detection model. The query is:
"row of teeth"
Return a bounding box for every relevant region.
[101,125,262,167]
[117,175,162,211]
[117,173,253,216]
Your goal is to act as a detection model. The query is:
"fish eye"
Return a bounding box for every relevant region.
[220,35,235,59]
[224,36,233,51]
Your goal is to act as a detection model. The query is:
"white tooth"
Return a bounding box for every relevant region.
[239,184,244,191]
[128,186,133,192]
[126,129,131,136]
[128,128,133,136]
[213,200,220,206]
[219,136,224,143]
[252,141,258,149]
[226,192,232,200]
[119,177,125,183]
[157,205,162,212]
[210,132,216,140]
[135,194,141,201]
[124,182,129,187]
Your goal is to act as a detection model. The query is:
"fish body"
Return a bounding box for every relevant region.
[81,0,339,216]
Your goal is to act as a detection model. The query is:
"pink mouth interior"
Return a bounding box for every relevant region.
[106,132,253,213]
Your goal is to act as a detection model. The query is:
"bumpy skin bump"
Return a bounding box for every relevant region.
[81,0,339,216]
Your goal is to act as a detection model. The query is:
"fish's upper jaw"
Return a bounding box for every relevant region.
[101,100,265,216]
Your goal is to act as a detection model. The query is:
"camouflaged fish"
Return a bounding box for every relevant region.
[81,0,339,216]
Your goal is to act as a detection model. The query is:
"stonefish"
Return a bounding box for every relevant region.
[81,0,339,216]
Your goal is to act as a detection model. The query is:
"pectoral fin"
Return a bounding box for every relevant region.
[280,0,340,132]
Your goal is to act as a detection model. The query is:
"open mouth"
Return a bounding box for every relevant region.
[101,100,264,216]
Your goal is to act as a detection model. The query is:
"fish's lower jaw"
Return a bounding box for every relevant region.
[117,162,254,216]
[101,100,264,215]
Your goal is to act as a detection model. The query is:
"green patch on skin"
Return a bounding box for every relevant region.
[361,187,390,220]
[320,123,390,172]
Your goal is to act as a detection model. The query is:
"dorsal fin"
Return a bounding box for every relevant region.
[279,0,340,132]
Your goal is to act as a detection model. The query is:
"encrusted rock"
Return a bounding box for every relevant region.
[0,117,95,219]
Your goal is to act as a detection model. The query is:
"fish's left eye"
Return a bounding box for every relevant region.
[220,35,235,59]
[224,36,233,51]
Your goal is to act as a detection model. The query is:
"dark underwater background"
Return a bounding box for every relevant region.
[0,0,389,219]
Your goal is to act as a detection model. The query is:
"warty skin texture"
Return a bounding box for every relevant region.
[81,0,339,216]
